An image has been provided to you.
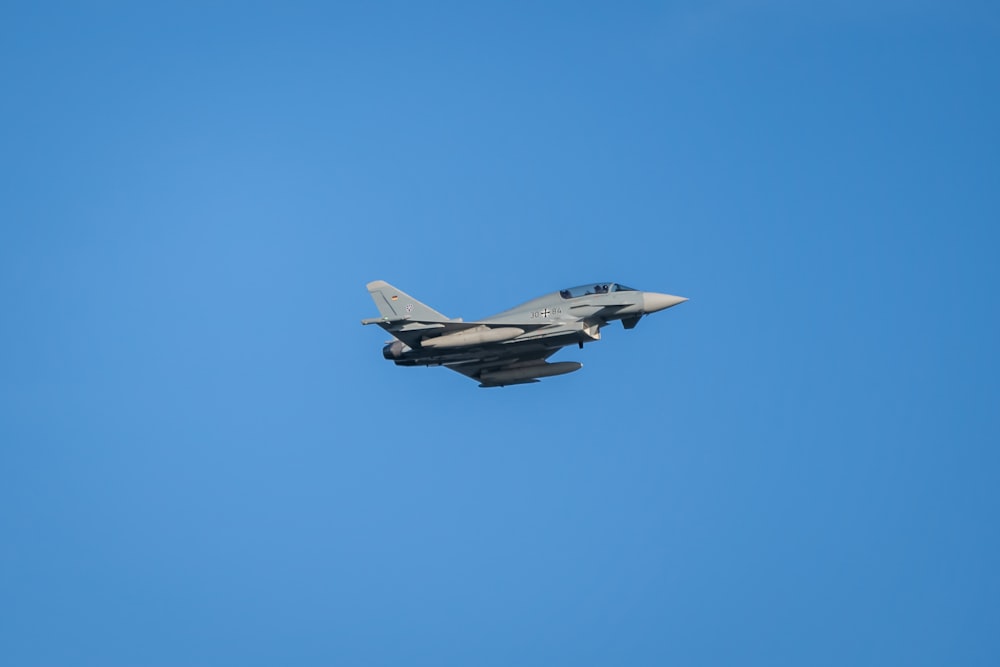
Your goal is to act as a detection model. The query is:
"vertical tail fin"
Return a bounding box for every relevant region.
[366,280,450,321]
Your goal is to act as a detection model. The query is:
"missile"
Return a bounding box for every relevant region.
[421,327,524,349]
[480,361,582,385]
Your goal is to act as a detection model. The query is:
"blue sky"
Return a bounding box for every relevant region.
[1,2,998,665]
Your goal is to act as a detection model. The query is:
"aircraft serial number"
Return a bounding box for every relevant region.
[530,308,562,319]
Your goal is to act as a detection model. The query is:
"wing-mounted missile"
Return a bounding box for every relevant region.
[420,326,525,349]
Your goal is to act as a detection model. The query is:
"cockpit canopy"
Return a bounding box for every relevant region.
[559,283,637,299]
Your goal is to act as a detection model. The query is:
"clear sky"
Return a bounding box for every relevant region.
[2,2,998,665]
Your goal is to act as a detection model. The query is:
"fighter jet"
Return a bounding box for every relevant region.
[362,280,687,387]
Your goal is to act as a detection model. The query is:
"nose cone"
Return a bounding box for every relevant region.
[643,292,688,313]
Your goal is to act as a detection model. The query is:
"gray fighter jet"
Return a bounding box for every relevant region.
[362,280,687,387]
